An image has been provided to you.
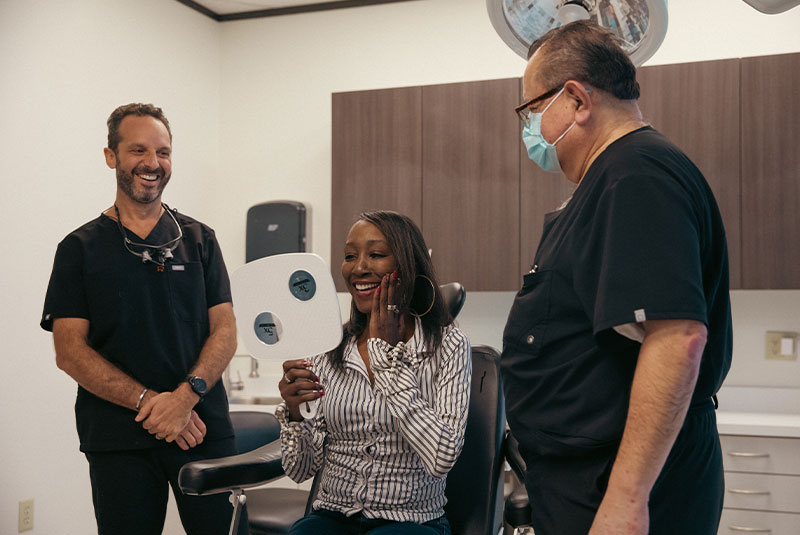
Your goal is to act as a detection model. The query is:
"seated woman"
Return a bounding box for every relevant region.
[276,210,471,535]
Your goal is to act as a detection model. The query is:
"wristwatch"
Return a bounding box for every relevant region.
[186,375,207,399]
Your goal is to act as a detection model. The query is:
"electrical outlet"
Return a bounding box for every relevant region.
[18,499,33,532]
[765,331,798,361]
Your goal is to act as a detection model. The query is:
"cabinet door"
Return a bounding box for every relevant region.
[724,472,800,513]
[741,53,800,289]
[421,78,521,290]
[637,59,742,288]
[721,435,800,476]
[720,508,800,535]
[331,87,423,291]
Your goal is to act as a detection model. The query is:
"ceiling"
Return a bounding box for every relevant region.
[175,0,417,21]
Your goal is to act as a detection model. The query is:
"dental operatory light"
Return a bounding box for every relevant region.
[114,203,183,268]
[486,0,669,67]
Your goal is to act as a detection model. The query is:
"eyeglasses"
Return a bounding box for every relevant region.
[113,203,183,268]
[514,85,564,126]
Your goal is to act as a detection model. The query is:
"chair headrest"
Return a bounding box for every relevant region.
[439,282,466,319]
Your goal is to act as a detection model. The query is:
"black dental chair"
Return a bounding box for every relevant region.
[181,283,507,535]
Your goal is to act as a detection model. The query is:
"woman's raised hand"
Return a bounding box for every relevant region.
[369,271,405,347]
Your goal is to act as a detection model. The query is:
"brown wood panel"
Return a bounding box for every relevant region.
[637,59,742,288]
[331,87,423,290]
[740,53,800,289]
[422,78,521,291]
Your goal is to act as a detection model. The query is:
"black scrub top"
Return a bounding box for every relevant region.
[502,127,732,458]
[41,207,234,452]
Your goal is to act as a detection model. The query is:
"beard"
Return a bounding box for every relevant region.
[116,164,171,204]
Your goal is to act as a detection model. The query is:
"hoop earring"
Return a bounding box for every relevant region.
[410,275,435,318]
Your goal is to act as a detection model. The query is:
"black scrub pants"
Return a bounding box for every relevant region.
[523,400,724,535]
[85,437,248,535]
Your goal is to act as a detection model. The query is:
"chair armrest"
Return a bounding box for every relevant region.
[179,439,284,496]
[503,431,526,481]
[502,430,532,528]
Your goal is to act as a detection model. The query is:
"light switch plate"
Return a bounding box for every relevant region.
[765,331,798,361]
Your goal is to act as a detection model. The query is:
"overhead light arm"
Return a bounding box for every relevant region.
[742,0,800,13]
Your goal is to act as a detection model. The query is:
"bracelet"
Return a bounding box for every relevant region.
[135,388,149,411]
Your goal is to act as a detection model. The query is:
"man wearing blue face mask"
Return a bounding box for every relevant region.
[501,20,732,535]
[519,84,577,173]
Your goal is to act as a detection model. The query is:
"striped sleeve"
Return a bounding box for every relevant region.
[370,328,472,478]
[281,408,324,483]
[277,401,326,483]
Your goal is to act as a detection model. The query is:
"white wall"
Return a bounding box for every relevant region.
[0,1,221,533]
[2,0,800,533]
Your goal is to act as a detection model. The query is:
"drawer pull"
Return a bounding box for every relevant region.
[727,451,770,458]
[728,488,771,495]
[728,525,771,533]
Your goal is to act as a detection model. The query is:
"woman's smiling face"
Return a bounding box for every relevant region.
[341,220,398,315]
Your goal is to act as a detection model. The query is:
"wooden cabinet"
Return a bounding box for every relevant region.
[331,53,800,291]
[637,59,742,289]
[421,78,521,290]
[331,86,423,291]
[332,79,520,292]
[718,435,800,534]
[628,54,800,289]
[741,53,800,289]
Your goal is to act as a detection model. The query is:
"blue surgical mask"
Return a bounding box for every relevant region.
[521,87,575,173]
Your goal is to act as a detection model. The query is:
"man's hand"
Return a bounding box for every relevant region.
[135,385,198,442]
[174,410,207,451]
[589,486,649,535]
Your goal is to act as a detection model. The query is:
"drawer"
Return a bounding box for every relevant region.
[724,473,800,513]
[721,435,800,475]
[720,508,800,534]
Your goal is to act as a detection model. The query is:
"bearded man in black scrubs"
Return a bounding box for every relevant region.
[41,103,247,535]
[501,21,732,535]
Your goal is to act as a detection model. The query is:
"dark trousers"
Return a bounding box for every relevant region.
[523,402,724,535]
[85,438,248,535]
[289,509,451,535]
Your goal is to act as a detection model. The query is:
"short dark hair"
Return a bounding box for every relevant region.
[528,20,640,100]
[106,103,172,152]
[330,210,452,367]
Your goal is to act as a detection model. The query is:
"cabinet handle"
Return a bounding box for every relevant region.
[728,488,771,495]
[727,451,770,458]
[728,525,771,533]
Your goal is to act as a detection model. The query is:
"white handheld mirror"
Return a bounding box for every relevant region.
[231,253,342,418]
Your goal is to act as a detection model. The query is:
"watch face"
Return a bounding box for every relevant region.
[190,376,207,395]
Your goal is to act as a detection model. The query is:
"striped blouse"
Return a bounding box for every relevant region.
[277,320,471,523]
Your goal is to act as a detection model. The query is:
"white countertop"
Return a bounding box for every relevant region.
[714,385,800,437]
[716,411,800,438]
